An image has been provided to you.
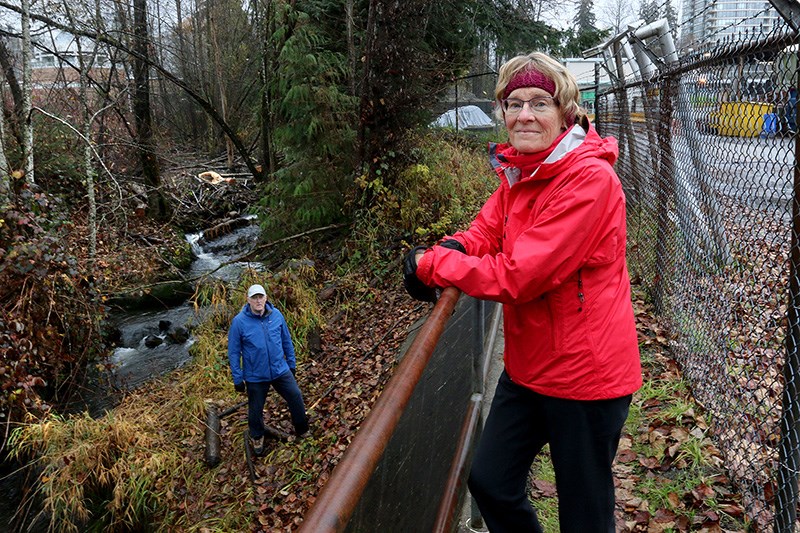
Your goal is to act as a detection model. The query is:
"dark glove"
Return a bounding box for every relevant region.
[439,239,466,254]
[234,382,246,394]
[291,367,296,377]
[403,246,437,302]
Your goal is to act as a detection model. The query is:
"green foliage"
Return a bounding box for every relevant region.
[358,129,496,244]
[472,0,564,61]
[562,0,609,59]
[4,116,86,202]
[561,26,610,58]
[8,410,170,533]
[343,128,497,281]
[260,2,357,237]
[0,188,104,424]
[573,0,597,31]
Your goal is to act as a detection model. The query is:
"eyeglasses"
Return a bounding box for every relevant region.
[501,96,557,115]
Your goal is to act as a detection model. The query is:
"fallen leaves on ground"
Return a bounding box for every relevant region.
[173,281,428,532]
[529,292,750,532]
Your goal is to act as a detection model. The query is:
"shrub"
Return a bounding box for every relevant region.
[0,187,104,427]
[351,128,499,270]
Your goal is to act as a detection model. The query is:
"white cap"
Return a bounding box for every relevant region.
[247,284,266,298]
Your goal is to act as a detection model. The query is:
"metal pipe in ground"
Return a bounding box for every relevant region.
[204,400,247,467]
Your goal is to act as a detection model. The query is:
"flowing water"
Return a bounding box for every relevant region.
[98,217,264,406]
[0,217,264,530]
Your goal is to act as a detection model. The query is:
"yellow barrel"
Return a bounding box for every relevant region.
[713,102,774,137]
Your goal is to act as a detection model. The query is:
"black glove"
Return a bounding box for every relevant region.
[291,367,296,377]
[403,246,437,302]
[234,382,246,394]
[439,239,466,254]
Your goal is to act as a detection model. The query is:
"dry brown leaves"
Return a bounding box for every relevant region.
[173,283,427,532]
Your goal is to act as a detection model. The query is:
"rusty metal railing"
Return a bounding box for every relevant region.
[298,287,462,532]
[298,287,501,532]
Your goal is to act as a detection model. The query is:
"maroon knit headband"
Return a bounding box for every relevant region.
[503,68,556,99]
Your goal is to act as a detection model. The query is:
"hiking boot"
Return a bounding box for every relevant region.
[250,435,264,455]
[295,414,311,440]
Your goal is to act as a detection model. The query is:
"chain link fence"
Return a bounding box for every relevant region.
[591,3,800,530]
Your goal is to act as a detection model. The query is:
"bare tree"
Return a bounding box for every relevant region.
[133,0,167,219]
[0,38,24,145]
[0,106,8,202]
[21,0,34,184]
[0,0,265,182]
[255,0,275,177]
[208,14,234,169]
[598,0,634,34]
[62,0,102,261]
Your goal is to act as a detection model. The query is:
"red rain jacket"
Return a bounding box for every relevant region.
[416,122,641,400]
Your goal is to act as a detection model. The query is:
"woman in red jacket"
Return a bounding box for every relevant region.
[404,52,642,532]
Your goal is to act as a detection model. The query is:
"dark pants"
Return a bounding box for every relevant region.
[468,371,631,533]
[247,372,308,438]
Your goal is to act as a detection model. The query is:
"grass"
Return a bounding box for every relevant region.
[525,292,749,532]
[529,446,559,531]
[7,267,323,533]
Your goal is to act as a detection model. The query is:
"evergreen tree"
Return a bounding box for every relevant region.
[575,0,597,31]
[638,0,660,24]
[260,0,358,235]
[356,0,479,181]
[562,0,609,58]
[473,0,563,63]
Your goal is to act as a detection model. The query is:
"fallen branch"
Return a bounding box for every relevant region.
[238,223,350,262]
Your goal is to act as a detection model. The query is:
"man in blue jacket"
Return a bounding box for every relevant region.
[228,284,309,455]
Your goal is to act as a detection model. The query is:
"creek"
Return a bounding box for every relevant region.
[94,216,263,412]
[0,217,263,530]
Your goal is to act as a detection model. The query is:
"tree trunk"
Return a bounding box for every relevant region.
[346,0,356,98]
[356,0,378,176]
[209,15,235,170]
[21,0,34,184]
[132,0,167,219]
[73,0,101,262]
[0,105,9,202]
[259,0,276,179]
[0,38,24,146]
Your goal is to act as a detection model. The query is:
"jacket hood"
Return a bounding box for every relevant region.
[489,118,618,186]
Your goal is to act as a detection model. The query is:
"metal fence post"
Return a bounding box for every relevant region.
[653,74,675,313]
[467,299,487,531]
[474,299,486,394]
[775,71,800,533]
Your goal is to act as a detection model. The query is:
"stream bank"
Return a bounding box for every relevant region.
[92,216,264,412]
[0,215,264,530]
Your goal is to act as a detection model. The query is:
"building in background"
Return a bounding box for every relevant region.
[680,0,780,50]
[563,57,637,116]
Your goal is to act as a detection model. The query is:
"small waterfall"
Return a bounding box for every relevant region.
[84,217,265,412]
[188,215,263,282]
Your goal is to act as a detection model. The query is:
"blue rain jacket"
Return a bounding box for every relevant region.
[227,302,296,385]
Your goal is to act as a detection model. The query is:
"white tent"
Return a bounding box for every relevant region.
[433,105,495,130]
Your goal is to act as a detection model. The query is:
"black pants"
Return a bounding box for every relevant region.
[246,372,308,438]
[468,371,631,533]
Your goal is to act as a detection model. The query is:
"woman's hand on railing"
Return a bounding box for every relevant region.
[403,246,437,302]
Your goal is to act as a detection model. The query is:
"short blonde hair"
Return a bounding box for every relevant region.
[494,52,583,125]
